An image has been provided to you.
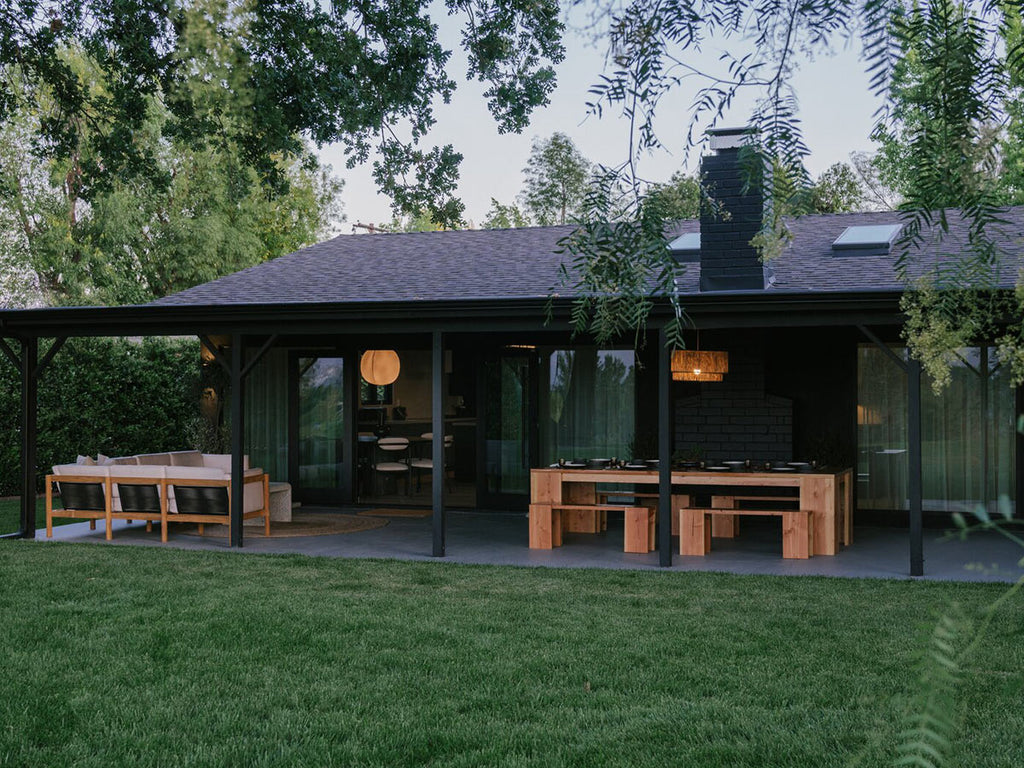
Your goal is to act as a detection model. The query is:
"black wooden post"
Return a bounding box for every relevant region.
[908,357,924,576]
[230,333,245,547]
[20,336,38,538]
[658,326,673,567]
[1017,384,1024,519]
[432,330,446,557]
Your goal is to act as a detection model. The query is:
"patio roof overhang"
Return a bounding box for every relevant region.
[0,288,906,339]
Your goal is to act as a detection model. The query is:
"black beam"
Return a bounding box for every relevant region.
[229,332,245,547]
[857,324,908,373]
[240,333,279,380]
[658,325,673,567]
[0,290,907,339]
[34,336,66,378]
[908,357,924,576]
[432,330,446,557]
[0,336,19,369]
[20,337,38,538]
[1016,384,1023,521]
[200,335,231,373]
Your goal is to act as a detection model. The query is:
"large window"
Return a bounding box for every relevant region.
[539,348,636,464]
[857,345,1016,515]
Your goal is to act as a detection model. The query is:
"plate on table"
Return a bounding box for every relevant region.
[787,462,810,469]
[624,463,648,471]
[707,465,731,472]
[562,462,586,469]
[771,466,797,472]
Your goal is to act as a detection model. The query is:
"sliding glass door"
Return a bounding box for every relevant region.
[857,344,1016,516]
[292,355,352,505]
[478,352,536,508]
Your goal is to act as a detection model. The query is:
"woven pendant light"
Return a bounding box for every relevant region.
[671,339,728,383]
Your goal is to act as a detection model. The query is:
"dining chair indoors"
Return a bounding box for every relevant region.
[373,437,411,496]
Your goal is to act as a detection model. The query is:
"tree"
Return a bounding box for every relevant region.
[386,210,446,233]
[871,0,1004,218]
[643,171,700,221]
[0,51,344,307]
[481,198,531,229]
[520,133,592,225]
[0,0,564,229]
[808,163,865,213]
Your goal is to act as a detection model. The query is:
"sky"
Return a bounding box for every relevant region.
[317,8,882,231]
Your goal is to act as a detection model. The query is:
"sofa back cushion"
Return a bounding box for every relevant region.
[201,454,250,472]
[135,452,173,466]
[169,450,204,467]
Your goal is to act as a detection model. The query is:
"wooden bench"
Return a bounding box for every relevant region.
[706,494,800,538]
[597,492,691,536]
[529,503,654,553]
[680,506,814,559]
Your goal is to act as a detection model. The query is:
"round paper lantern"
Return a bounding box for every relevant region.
[360,350,401,385]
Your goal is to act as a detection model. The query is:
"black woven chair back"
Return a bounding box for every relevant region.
[173,485,229,516]
[57,482,106,512]
[117,484,161,514]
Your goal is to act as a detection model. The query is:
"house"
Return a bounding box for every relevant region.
[2,128,1022,574]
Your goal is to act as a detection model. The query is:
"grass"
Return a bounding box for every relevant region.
[0,543,1021,767]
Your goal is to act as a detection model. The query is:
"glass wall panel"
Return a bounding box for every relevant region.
[539,348,636,464]
[857,345,1016,515]
[298,357,345,492]
[244,348,288,481]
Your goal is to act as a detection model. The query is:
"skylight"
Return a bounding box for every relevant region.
[831,224,903,252]
[667,232,700,255]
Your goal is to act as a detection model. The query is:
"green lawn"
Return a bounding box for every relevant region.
[0,544,1021,767]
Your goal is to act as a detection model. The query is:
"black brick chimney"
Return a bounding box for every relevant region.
[699,127,767,291]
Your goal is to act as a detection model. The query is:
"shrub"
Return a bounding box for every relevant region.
[0,337,200,495]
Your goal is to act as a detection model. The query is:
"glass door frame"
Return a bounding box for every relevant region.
[475,349,539,510]
[288,349,356,506]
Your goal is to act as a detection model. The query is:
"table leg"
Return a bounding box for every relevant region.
[711,495,739,538]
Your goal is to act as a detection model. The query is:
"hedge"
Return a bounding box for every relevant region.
[0,337,200,496]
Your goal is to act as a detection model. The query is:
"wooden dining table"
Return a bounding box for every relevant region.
[529,467,854,556]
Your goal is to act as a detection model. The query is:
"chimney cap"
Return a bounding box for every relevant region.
[707,126,756,152]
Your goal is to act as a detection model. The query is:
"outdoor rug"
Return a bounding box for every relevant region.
[181,512,389,538]
[357,508,432,518]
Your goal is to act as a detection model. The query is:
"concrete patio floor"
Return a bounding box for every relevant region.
[35,507,1024,583]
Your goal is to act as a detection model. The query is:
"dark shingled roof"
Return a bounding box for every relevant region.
[151,208,1024,307]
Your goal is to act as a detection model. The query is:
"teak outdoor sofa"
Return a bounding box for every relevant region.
[46,450,270,541]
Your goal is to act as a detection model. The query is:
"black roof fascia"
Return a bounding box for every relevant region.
[0,290,906,339]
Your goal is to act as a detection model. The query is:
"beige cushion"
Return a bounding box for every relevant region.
[169,450,204,467]
[53,464,109,477]
[135,452,173,466]
[201,454,250,472]
[76,455,96,465]
[96,454,116,466]
[108,465,167,479]
[111,456,139,465]
[165,466,226,481]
